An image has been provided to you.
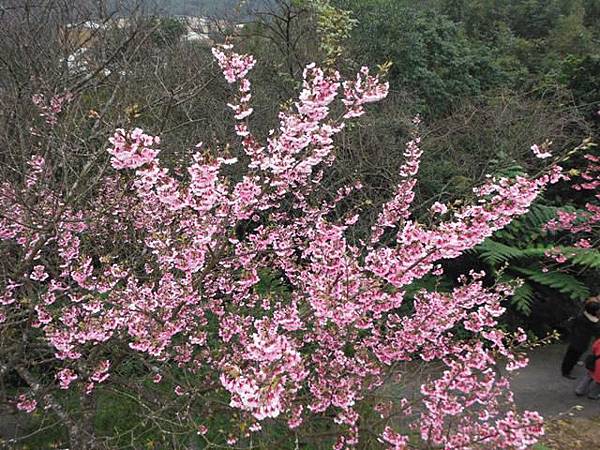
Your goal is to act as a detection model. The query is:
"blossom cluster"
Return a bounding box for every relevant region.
[547,152,600,235]
[31,91,73,126]
[0,45,562,449]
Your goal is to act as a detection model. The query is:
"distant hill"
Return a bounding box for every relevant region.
[110,0,274,18]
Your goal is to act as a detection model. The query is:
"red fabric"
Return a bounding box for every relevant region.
[591,338,600,383]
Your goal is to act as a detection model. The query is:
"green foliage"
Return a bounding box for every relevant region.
[436,0,599,100]
[514,267,590,300]
[560,54,600,113]
[477,239,527,265]
[582,0,600,26]
[473,202,597,316]
[442,0,591,42]
[566,247,600,268]
[310,0,357,66]
[404,273,454,299]
[9,387,204,450]
[548,2,593,55]
[339,0,508,115]
[493,204,559,243]
[510,282,536,315]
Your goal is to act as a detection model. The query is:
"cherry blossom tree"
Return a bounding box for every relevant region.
[547,148,599,241]
[0,45,564,449]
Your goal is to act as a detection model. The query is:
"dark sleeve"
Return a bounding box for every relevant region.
[569,314,595,351]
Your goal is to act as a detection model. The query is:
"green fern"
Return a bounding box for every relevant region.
[493,163,527,179]
[519,245,553,258]
[476,239,525,265]
[477,241,600,270]
[495,204,560,242]
[510,282,535,315]
[514,267,590,301]
[471,200,598,316]
[405,273,453,297]
[562,247,600,269]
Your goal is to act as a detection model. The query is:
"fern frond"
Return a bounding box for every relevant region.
[514,267,590,301]
[519,244,554,258]
[510,282,535,316]
[515,245,600,269]
[475,239,524,265]
[496,204,559,241]
[529,204,559,230]
[561,247,600,269]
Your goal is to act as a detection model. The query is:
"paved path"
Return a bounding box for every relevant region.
[510,343,600,419]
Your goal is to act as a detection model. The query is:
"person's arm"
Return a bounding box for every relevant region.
[594,322,600,338]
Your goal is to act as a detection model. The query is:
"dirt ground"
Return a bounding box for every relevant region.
[538,417,600,449]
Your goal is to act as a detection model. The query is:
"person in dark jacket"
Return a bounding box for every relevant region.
[561,297,600,379]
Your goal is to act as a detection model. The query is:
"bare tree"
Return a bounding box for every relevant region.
[0,2,234,448]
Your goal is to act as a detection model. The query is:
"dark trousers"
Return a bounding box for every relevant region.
[562,345,585,376]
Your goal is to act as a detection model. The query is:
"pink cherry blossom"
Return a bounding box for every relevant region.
[30,265,49,281]
[57,368,78,389]
[16,394,37,413]
[531,143,552,159]
[0,45,561,449]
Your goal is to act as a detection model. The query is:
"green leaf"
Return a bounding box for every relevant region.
[514,267,590,301]
[561,247,600,269]
[510,282,535,316]
[474,239,524,265]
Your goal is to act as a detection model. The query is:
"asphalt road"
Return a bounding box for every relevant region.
[510,343,600,419]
